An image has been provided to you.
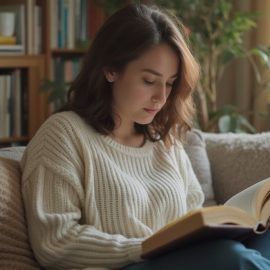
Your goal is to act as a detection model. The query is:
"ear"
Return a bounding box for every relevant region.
[103,68,117,83]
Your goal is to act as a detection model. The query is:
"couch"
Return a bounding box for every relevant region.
[1,130,270,269]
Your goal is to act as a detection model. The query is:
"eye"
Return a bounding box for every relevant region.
[143,79,155,85]
[166,81,175,88]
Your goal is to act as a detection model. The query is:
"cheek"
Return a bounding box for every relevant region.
[132,87,149,100]
[122,83,149,102]
[113,76,151,106]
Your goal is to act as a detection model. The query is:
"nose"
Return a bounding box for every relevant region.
[152,83,168,104]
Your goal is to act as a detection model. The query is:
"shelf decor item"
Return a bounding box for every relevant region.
[0,5,25,55]
[0,11,15,36]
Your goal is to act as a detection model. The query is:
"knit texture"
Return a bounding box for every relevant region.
[204,132,270,204]
[0,157,40,270]
[21,111,204,269]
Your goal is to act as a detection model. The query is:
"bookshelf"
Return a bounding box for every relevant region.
[0,0,106,147]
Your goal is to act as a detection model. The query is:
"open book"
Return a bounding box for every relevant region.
[142,177,270,259]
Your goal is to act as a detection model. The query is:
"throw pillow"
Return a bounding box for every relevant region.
[204,132,270,204]
[184,129,216,206]
[0,157,40,269]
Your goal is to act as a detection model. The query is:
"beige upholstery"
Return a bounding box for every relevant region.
[0,157,40,269]
[184,130,216,206]
[204,132,270,203]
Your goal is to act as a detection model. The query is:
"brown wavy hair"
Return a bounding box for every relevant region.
[60,4,200,147]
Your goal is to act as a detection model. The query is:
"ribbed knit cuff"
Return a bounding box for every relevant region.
[187,189,205,211]
[128,242,144,262]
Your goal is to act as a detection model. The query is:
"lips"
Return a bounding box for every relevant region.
[144,108,159,113]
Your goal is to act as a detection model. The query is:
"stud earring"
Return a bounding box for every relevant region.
[107,78,114,83]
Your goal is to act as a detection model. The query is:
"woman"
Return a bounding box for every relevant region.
[21,3,270,270]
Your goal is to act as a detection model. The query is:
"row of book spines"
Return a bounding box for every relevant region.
[0,70,28,139]
[50,0,105,49]
[51,57,82,83]
[27,0,43,54]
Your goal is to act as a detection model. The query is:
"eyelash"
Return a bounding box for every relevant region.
[144,79,154,85]
[144,79,174,88]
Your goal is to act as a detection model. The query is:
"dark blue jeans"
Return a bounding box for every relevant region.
[124,230,270,270]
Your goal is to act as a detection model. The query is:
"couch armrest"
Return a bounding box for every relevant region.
[203,132,270,204]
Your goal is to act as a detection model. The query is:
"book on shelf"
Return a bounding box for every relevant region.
[26,0,34,54]
[0,73,11,139]
[0,44,24,51]
[0,69,27,139]
[88,0,106,40]
[52,56,82,82]
[34,4,42,54]
[26,0,43,54]
[141,177,270,259]
[0,4,25,54]
[0,36,16,45]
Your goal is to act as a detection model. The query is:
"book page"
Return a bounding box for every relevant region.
[224,178,270,220]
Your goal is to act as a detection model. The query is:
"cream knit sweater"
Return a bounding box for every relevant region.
[21,111,204,270]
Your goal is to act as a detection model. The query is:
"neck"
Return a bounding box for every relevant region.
[111,124,145,148]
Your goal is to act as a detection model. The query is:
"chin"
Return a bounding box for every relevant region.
[135,117,155,125]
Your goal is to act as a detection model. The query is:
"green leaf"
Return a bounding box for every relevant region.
[40,80,57,91]
[220,51,237,64]
[230,114,238,132]
[238,116,257,133]
[265,83,270,92]
[258,112,268,118]
[251,48,270,68]
[47,87,65,102]
[218,115,231,133]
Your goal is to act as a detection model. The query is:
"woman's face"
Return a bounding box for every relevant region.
[107,43,179,127]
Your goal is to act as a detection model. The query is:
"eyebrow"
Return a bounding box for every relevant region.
[142,68,178,79]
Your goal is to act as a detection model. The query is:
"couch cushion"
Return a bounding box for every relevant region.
[185,130,216,206]
[204,132,270,204]
[0,157,40,269]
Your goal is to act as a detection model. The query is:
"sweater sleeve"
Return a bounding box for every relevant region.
[21,114,143,269]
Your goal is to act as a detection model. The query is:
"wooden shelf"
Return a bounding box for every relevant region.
[0,55,45,68]
[51,48,87,56]
[0,136,29,143]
